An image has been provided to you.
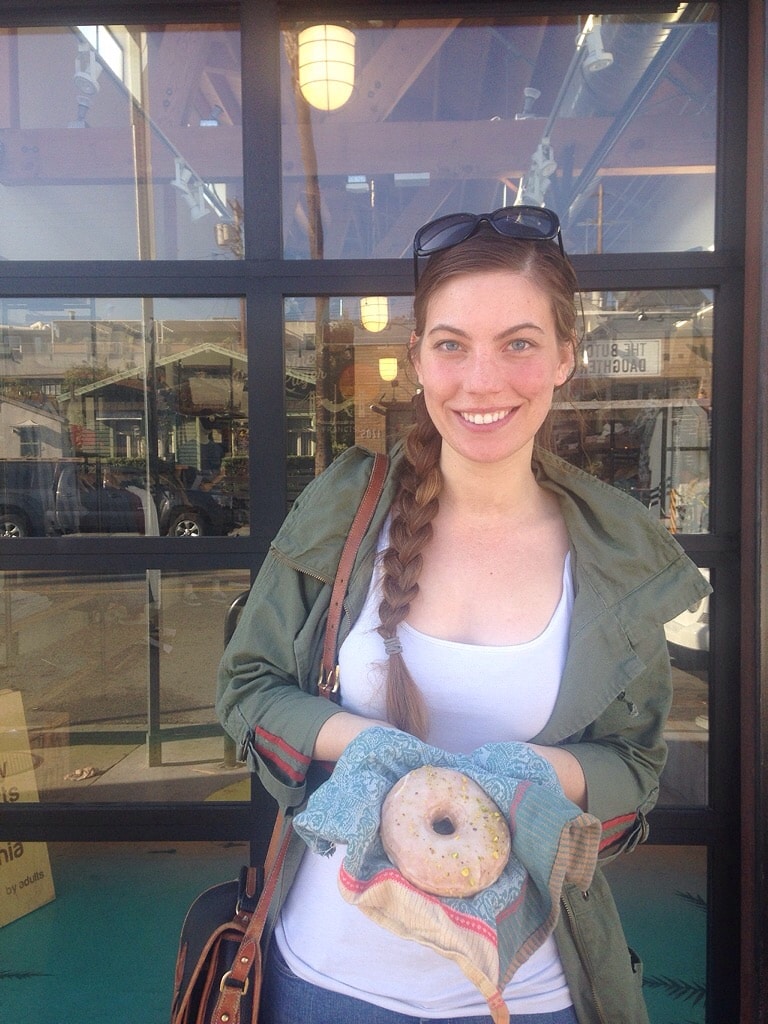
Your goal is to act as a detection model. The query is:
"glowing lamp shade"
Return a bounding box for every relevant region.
[297,25,356,111]
[360,296,389,333]
[378,357,399,383]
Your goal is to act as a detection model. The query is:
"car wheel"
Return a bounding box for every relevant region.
[0,513,29,539]
[168,511,206,538]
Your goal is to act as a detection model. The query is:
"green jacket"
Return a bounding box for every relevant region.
[217,444,710,1024]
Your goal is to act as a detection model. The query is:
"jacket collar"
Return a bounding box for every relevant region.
[533,447,710,644]
[274,445,710,746]
[532,447,710,743]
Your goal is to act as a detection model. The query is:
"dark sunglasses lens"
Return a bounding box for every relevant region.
[415,214,476,256]
[490,206,559,240]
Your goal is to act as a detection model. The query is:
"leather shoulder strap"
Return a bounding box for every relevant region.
[318,452,389,698]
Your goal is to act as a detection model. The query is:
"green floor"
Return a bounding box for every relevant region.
[0,842,248,1024]
[0,842,706,1024]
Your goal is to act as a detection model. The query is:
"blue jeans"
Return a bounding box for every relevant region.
[259,941,580,1024]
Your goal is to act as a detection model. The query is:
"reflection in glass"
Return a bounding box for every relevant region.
[284,295,416,490]
[0,23,242,260]
[281,10,717,258]
[606,845,707,1023]
[284,289,713,531]
[661,568,710,807]
[0,298,248,538]
[0,570,251,801]
[555,288,713,534]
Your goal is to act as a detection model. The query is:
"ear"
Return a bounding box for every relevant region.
[555,336,577,387]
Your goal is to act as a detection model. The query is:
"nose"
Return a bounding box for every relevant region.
[463,349,504,394]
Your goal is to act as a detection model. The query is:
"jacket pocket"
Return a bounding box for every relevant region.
[557,871,650,1024]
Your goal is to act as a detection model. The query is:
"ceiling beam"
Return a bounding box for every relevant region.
[0,115,714,186]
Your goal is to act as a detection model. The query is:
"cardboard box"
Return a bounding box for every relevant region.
[0,688,56,928]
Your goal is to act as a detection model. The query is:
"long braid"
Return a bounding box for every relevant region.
[377,393,441,739]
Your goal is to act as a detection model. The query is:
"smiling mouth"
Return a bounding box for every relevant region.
[459,409,511,425]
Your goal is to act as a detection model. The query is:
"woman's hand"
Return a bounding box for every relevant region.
[313,711,395,763]
[528,743,588,810]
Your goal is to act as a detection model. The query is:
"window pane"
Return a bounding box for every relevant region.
[1,24,242,260]
[606,845,707,1023]
[559,288,713,534]
[0,297,247,538]
[661,569,710,807]
[281,9,717,258]
[283,289,712,526]
[284,295,416,485]
[0,570,251,801]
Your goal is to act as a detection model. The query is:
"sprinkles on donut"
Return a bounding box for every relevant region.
[380,764,511,897]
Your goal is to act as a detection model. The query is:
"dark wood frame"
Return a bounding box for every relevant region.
[0,2,761,1019]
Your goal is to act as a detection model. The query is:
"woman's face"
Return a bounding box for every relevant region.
[411,269,573,468]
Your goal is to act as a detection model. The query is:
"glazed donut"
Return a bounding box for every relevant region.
[380,765,511,898]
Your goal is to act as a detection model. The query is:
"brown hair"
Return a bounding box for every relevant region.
[376,231,579,738]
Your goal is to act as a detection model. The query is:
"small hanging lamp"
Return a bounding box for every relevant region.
[360,297,389,333]
[378,357,399,383]
[297,25,356,111]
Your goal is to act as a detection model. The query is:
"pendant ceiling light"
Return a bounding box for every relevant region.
[360,297,389,333]
[378,357,399,383]
[297,25,356,111]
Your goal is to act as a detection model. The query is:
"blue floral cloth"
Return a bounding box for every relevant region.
[293,726,601,1024]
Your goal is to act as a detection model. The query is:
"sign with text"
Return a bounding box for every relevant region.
[0,689,56,928]
[584,339,661,377]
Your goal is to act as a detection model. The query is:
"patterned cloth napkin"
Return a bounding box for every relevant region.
[293,726,601,1024]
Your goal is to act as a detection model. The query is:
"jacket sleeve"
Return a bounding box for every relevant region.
[215,549,343,811]
[558,625,673,860]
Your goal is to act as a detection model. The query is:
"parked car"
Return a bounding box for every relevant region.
[0,459,234,538]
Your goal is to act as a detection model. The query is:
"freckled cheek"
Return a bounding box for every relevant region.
[503,365,556,395]
[419,367,463,398]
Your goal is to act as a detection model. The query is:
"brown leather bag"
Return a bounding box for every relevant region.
[170,453,389,1024]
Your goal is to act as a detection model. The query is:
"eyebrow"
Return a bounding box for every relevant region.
[426,321,546,339]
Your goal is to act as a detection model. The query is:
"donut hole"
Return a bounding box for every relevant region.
[431,816,456,836]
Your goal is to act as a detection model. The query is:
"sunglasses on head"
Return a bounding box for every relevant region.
[412,205,565,287]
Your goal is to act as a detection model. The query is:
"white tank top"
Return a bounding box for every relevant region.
[276,534,574,1018]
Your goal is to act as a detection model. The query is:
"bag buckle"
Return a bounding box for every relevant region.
[318,665,340,698]
[220,970,249,995]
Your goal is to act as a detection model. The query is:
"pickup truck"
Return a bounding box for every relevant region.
[0,459,235,538]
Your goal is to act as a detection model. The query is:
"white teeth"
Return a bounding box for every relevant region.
[461,410,509,425]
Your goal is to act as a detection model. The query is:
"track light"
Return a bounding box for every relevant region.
[171,157,210,220]
[581,16,613,73]
[515,138,557,207]
[515,87,541,121]
[171,157,194,191]
[183,183,210,221]
[67,95,91,128]
[74,41,102,94]
[532,138,557,177]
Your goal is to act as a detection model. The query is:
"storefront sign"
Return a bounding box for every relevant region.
[584,339,661,376]
[0,689,56,928]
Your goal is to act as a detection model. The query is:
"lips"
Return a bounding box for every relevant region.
[459,409,511,425]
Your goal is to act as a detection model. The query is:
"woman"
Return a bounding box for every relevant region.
[217,208,710,1024]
